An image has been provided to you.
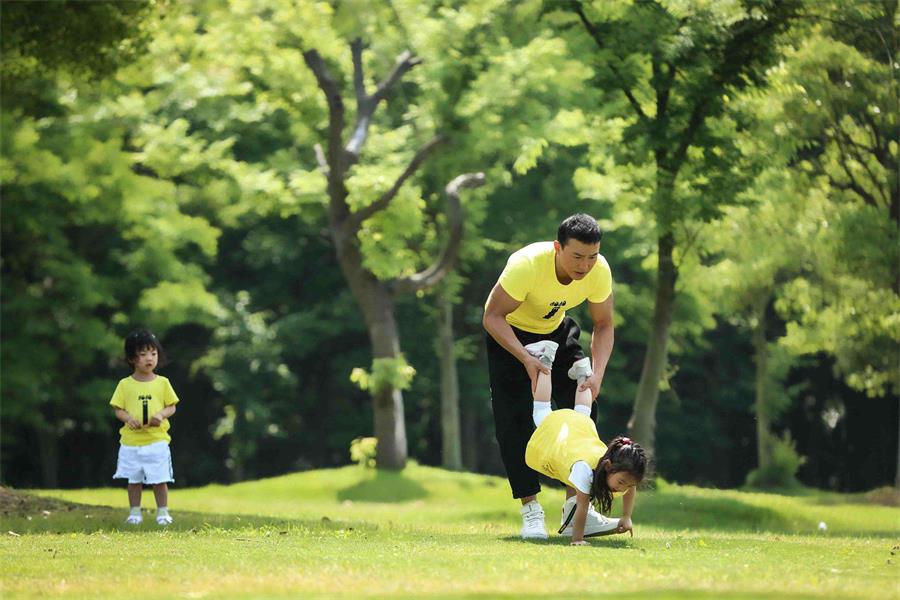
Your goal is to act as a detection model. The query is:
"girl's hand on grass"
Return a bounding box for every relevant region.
[570,540,589,546]
[617,517,633,537]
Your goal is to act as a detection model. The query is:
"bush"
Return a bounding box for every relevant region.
[745,432,806,489]
[350,437,378,469]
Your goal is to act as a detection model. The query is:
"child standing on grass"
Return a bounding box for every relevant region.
[110,329,179,526]
[524,342,647,545]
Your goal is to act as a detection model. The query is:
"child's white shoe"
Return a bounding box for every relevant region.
[567,357,593,383]
[125,514,143,525]
[524,340,559,369]
[559,496,619,537]
[520,501,548,540]
[156,514,173,526]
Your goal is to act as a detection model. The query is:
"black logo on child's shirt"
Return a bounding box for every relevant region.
[139,395,152,425]
[542,301,567,320]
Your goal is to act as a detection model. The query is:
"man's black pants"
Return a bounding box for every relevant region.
[485,316,597,499]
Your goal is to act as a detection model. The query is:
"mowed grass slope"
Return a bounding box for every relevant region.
[2,463,898,599]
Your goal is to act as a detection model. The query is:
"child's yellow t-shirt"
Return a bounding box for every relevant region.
[525,409,608,490]
[496,242,612,334]
[109,376,179,446]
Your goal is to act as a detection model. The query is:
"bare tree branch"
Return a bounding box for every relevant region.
[571,0,649,124]
[313,143,329,175]
[371,50,422,106]
[346,46,421,162]
[351,136,446,227]
[351,38,367,104]
[392,173,487,295]
[833,134,882,208]
[303,49,347,175]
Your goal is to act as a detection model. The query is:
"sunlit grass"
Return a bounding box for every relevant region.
[2,463,898,599]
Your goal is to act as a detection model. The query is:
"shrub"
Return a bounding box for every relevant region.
[745,432,806,489]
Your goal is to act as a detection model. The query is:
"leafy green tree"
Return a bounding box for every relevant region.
[703,169,821,485]
[302,35,484,468]
[195,292,297,481]
[537,0,803,457]
[1,0,161,115]
[0,111,220,485]
[745,1,899,486]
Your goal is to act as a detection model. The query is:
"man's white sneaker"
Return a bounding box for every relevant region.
[156,514,173,526]
[125,514,143,525]
[567,357,593,383]
[525,340,559,369]
[559,496,620,537]
[520,501,548,540]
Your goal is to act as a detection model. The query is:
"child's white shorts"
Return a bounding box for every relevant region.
[113,441,174,485]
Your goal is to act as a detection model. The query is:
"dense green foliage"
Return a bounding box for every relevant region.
[1,1,896,490]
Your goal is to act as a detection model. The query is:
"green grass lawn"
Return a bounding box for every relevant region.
[2,463,898,599]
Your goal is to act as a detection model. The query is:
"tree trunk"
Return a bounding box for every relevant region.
[367,291,408,470]
[627,230,677,457]
[752,300,772,472]
[628,169,679,457]
[436,289,462,470]
[895,396,900,490]
[37,425,59,488]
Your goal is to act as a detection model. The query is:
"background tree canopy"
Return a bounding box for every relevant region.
[1,0,896,492]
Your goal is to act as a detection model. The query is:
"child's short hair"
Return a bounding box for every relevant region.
[590,436,648,514]
[124,329,167,367]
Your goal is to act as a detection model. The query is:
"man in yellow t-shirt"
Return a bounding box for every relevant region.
[483,213,615,539]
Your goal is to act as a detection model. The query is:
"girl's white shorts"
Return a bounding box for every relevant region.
[113,441,174,484]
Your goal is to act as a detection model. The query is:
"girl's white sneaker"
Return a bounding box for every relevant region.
[524,340,559,368]
[125,514,143,525]
[156,514,173,526]
[559,496,619,537]
[567,357,593,383]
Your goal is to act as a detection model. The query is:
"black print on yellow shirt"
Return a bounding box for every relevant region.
[542,301,567,320]
[139,395,152,425]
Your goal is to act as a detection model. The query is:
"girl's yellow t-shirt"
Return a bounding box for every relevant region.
[109,375,179,446]
[525,409,607,488]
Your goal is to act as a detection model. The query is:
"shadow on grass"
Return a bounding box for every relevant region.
[1,487,370,536]
[638,489,900,537]
[637,490,795,532]
[336,469,428,503]
[499,534,634,548]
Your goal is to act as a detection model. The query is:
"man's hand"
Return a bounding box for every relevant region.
[616,516,634,537]
[523,355,550,394]
[149,413,164,427]
[577,372,603,399]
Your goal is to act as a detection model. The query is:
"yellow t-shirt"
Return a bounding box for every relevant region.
[525,409,608,490]
[497,242,612,334]
[109,375,180,446]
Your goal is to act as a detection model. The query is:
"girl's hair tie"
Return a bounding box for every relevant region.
[620,437,632,446]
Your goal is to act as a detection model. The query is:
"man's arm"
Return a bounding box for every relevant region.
[483,282,549,392]
[581,292,614,398]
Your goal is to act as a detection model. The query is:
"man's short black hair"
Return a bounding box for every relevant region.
[557,213,602,246]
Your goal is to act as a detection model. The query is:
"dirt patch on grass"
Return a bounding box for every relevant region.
[861,486,900,507]
[0,486,82,517]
